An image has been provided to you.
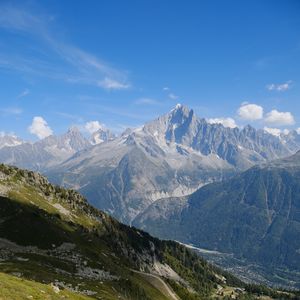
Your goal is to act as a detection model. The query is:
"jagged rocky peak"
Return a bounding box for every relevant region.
[0,133,24,149]
[64,126,91,150]
[165,104,197,144]
[242,124,255,133]
[66,126,80,135]
[142,103,196,140]
[64,126,89,141]
[91,127,116,145]
[169,103,194,123]
[121,127,133,137]
[38,126,90,152]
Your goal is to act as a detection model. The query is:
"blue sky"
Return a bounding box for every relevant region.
[0,0,299,139]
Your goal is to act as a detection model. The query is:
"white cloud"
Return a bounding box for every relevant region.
[28,116,53,139]
[0,107,23,115]
[297,128,300,135]
[207,117,238,128]
[98,77,130,90]
[168,93,179,100]
[266,81,292,92]
[135,98,160,105]
[264,109,295,126]
[85,121,103,134]
[263,127,282,137]
[264,127,290,137]
[237,103,263,121]
[163,87,170,91]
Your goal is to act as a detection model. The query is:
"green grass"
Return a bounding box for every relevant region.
[0,272,93,300]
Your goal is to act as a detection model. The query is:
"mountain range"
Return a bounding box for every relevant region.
[0,126,115,171]
[1,104,300,225]
[0,134,23,149]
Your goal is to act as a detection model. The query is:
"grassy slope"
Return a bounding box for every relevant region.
[0,164,298,300]
[0,272,93,300]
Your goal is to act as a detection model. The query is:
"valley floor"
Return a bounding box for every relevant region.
[183,244,300,290]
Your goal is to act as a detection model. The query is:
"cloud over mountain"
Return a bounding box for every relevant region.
[28,116,53,139]
[237,103,263,121]
[265,109,295,126]
[85,121,103,134]
[207,117,237,128]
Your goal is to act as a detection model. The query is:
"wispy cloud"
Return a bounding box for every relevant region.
[87,103,156,121]
[266,81,292,92]
[0,107,23,115]
[162,87,179,100]
[17,88,30,98]
[135,98,160,105]
[55,111,84,123]
[0,4,131,90]
[98,77,130,90]
[168,93,179,100]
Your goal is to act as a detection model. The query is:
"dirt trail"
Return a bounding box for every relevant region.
[132,270,180,300]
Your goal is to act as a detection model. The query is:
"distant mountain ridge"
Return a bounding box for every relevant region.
[1,105,300,224]
[46,104,300,223]
[0,127,91,170]
[0,134,23,149]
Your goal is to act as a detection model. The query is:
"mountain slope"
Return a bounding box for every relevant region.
[47,128,233,224]
[0,127,91,171]
[46,105,300,224]
[0,134,23,149]
[2,163,289,299]
[133,151,300,288]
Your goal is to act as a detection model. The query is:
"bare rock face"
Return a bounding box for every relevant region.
[90,127,116,145]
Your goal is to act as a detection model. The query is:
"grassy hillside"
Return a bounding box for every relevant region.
[0,164,298,299]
